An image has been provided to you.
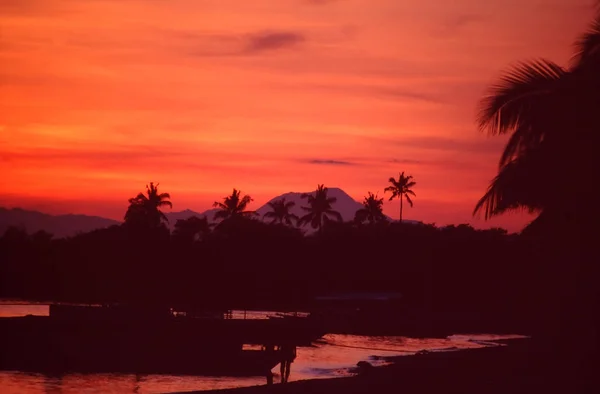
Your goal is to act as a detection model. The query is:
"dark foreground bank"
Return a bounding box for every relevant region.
[172,339,595,394]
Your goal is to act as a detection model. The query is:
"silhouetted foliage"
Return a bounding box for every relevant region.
[124,182,172,230]
[472,9,600,377]
[474,11,600,221]
[172,216,212,243]
[263,198,299,226]
[354,192,387,225]
[298,185,342,234]
[385,172,416,222]
[1,206,541,336]
[213,189,257,222]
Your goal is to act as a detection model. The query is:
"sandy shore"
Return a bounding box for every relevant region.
[171,339,593,394]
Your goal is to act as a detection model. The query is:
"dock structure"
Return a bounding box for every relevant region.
[0,303,325,376]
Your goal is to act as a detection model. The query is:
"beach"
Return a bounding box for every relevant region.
[173,339,592,394]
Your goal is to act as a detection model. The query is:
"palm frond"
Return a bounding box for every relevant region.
[498,125,543,167]
[213,201,227,209]
[213,210,229,221]
[134,192,147,202]
[158,201,173,209]
[405,194,414,207]
[405,190,416,196]
[286,213,300,226]
[298,213,313,227]
[159,211,169,222]
[573,13,600,67]
[473,157,543,219]
[288,213,299,221]
[478,59,566,135]
[325,209,343,222]
[239,195,253,210]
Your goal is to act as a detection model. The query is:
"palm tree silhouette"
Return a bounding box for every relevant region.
[124,182,172,228]
[213,188,256,221]
[473,9,600,219]
[384,172,416,222]
[298,184,342,233]
[354,192,387,225]
[263,198,299,226]
[173,216,213,242]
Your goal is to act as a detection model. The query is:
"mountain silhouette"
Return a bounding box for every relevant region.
[256,187,371,226]
[0,207,120,238]
[1,188,419,237]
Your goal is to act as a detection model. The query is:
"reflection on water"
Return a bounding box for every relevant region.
[0,333,525,393]
[0,304,49,318]
[0,304,525,393]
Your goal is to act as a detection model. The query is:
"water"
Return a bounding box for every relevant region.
[0,304,525,393]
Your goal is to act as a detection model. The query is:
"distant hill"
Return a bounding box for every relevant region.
[255,187,363,226]
[1,187,419,237]
[0,207,120,238]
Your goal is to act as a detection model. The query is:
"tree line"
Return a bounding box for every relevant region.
[123,172,416,240]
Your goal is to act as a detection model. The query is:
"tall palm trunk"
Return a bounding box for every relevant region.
[399,192,403,222]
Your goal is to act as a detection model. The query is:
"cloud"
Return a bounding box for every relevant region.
[372,135,503,154]
[306,159,356,166]
[436,13,487,36]
[244,31,305,53]
[369,87,443,103]
[388,158,423,165]
[387,157,487,171]
[308,84,444,104]
[163,29,306,57]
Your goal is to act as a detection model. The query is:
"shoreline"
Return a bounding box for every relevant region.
[171,338,586,394]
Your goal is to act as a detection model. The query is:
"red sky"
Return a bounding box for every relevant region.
[0,0,594,232]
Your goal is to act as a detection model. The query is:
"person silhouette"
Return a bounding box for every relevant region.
[279,343,297,383]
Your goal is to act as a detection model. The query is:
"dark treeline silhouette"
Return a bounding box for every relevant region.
[0,183,541,336]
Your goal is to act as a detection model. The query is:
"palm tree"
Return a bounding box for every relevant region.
[473,9,600,220]
[263,198,299,226]
[384,172,416,222]
[354,192,387,225]
[471,11,600,371]
[213,188,256,221]
[298,184,342,233]
[124,182,172,228]
[172,216,212,242]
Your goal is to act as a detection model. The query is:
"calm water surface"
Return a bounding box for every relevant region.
[0,304,524,393]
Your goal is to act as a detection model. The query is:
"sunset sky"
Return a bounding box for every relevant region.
[0,0,594,231]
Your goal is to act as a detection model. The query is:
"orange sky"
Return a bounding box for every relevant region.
[0,0,594,231]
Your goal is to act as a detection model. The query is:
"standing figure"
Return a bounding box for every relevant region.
[279,343,297,383]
